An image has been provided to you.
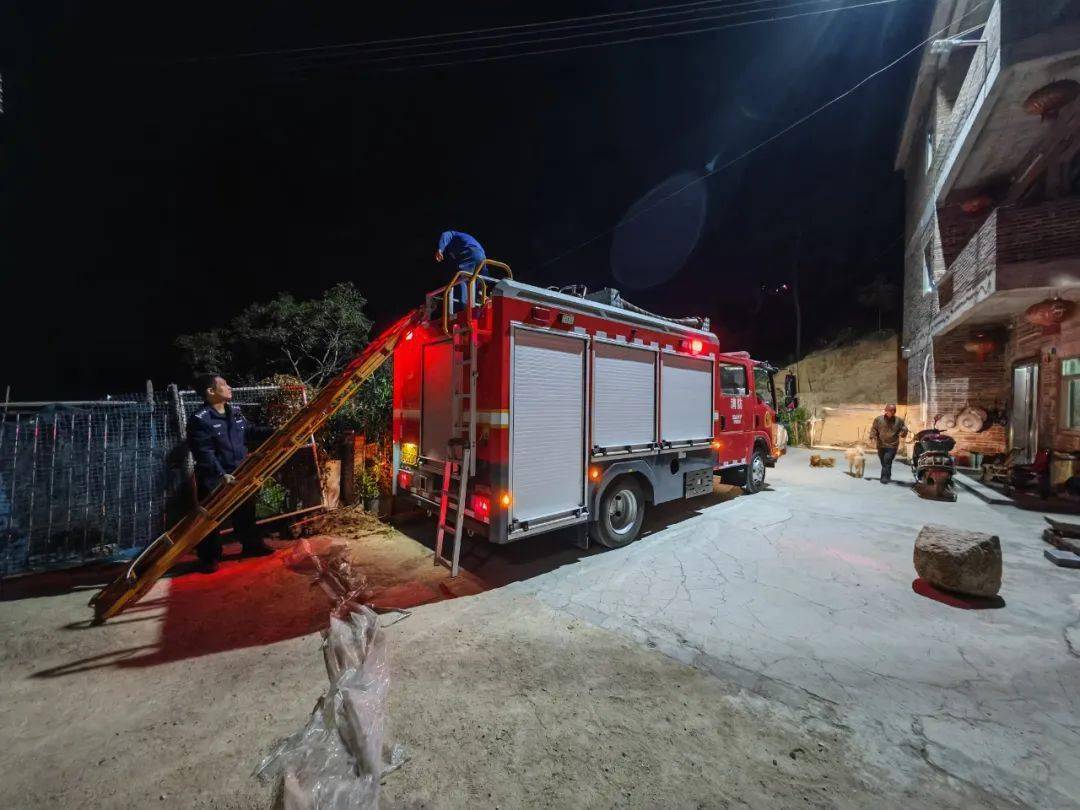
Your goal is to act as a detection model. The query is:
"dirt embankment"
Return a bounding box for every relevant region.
[784,333,902,446]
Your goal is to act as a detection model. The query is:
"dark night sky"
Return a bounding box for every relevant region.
[1,1,931,399]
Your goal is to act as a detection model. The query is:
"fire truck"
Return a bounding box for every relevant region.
[392,261,783,573]
[90,259,782,620]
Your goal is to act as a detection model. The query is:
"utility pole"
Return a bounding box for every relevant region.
[792,228,803,393]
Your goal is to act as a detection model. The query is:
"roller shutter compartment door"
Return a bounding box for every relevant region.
[660,353,713,442]
[511,329,586,522]
[421,340,453,461]
[592,342,656,450]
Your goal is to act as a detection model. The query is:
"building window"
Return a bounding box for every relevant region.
[1062,357,1080,430]
[922,241,935,293]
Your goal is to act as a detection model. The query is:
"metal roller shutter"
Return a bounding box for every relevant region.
[421,340,453,461]
[660,353,713,442]
[511,328,586,522]
[592,342,656,450]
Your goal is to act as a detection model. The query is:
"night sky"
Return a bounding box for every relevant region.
[1,1,931,399]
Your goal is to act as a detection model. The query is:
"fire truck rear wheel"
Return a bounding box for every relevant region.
[744,447,767,494]
[592,477,646,549]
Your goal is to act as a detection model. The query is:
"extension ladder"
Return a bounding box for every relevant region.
[433,320,478,577]
[89,308,424,622]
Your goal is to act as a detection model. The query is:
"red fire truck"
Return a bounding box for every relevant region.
[90,258,783,620]
[392,261,783,573]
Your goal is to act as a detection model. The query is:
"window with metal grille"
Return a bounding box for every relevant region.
[1062,358,1080,430]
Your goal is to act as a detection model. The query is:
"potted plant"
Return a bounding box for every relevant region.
[356,468,381,513]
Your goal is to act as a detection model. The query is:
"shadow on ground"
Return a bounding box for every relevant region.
[395,482,746,589]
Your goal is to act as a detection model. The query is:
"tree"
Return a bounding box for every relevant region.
[175,282,373,388]
[857,274,899,332]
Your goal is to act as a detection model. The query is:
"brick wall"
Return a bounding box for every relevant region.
[927,331,1009,455]
[1007,311,1080,454]
[997,198,1080,266]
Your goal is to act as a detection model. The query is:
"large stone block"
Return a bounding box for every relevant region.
[913,525,1002,597]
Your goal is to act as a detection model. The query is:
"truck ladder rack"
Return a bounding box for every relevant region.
[89,308,424,622]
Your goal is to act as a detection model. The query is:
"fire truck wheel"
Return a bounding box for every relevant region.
[592,477,646,549]
[744,447,767,494]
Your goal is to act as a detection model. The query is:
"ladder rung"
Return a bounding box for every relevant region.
[440,523,459,534]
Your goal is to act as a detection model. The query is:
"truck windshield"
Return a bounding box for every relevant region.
[754,367,776,411]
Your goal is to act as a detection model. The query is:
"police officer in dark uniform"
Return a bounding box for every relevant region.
[187,373,272,572]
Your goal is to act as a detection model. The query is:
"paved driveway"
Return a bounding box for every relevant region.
[510,447,1080,808]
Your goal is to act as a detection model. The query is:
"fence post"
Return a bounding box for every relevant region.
[340,430,356,505]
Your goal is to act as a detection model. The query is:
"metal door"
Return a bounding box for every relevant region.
[660,353,713,443]
[510,327,586,523]
[421,340,453,461]
[592,340,656,451]
[1010,362,1039,463]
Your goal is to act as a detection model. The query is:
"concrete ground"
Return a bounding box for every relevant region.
[0,448,1077,808]
[502,447,1080,808]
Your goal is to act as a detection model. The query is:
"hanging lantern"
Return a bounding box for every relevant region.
[1023,79,1080,121]
[962,333,997,361]
[1024,296,1076,335]
[959,193,994,216]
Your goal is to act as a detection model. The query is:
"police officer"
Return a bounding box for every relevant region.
[187,373,272,572]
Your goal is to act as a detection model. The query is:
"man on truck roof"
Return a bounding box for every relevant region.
[435,230,486,273]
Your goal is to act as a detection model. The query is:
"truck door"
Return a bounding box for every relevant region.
[752,364,778,440]
[716,360,751,467]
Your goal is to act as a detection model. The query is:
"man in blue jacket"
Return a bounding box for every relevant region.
[187,373,272,572]
[435,229,486,273]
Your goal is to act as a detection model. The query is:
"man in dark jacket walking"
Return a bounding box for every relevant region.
[187,373,272,572]
[868,404,908,484]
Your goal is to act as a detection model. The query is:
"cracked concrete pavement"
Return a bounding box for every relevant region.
[507,447,1080,808]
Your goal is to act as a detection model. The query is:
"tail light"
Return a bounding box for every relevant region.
[471,494,491,521]
[398,470,413,490]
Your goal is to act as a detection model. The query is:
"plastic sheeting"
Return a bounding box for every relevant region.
[256,540,405,809]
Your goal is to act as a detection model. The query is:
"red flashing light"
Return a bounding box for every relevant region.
[471,494,491,519]
[690,339,703,354]
[397,470,413,490]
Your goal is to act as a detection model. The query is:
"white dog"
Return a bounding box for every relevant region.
[845,444,866,478]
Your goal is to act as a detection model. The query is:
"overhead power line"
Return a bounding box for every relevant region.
[281,0,904,75]
[185,0,794,62]
[536,0,990,270]
[295,0,859,67]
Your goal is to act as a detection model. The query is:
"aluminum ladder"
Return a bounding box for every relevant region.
[434,321,477,577]
[88,307,424,622]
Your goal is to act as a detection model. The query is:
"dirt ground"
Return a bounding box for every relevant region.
[0,497,1014,810]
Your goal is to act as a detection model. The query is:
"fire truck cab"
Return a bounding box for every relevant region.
[392,264,780,560]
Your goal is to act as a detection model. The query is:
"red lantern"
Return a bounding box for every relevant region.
[962,334,997,362]
[1024,80,1080,121]
[959,193,993,216]
[1024,296,1076,335]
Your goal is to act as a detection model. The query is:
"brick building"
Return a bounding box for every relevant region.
[896,0,1080,467]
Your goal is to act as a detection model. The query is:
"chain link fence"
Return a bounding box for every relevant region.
[0,385,323,577]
